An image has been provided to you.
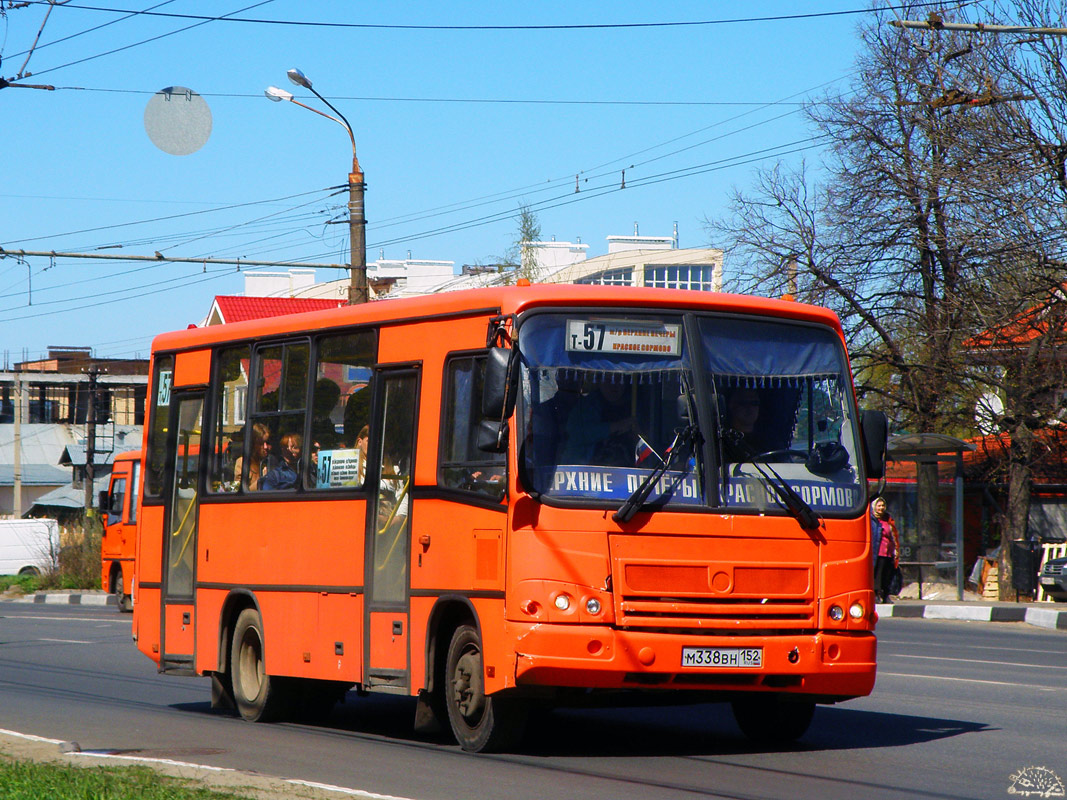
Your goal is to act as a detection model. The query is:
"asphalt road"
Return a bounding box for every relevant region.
[0,604,1063,800]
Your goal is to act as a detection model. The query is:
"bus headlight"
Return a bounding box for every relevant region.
[554,594,571,611]
[849,602,865,620]
[585,598,602,615]
[828,604,844,622]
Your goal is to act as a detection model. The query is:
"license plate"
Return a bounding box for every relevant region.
[682,647,762,668]
[1041,576,1057,585]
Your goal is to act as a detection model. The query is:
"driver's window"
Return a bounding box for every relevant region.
[108,478,126,524]
[439,354,505,500]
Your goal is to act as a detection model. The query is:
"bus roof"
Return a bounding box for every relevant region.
[150,285,843,353]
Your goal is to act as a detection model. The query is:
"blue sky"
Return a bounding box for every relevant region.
[0,1,874,363]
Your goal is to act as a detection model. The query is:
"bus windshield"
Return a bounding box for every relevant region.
[518,311,864,517]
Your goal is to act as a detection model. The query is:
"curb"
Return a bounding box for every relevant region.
[3,593,116,607]
[877,602,1067,631]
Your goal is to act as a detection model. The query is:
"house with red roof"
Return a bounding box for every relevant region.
[202,295,345,327]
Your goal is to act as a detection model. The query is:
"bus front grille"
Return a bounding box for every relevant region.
[617,596,815,629]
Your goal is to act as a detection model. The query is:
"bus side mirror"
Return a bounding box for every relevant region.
[99,490,110,513]
[860,409,888,479]
[476,418,509,453]
[482,346,518,421]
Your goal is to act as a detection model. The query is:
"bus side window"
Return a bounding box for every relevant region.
[251,341,310,492]
[308,329,376,490]
[438,353,506,501]
[144,354,174,500]
[208,345,249,493]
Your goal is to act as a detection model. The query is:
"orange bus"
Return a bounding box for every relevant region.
[101,449,140,612]
[132,284,887,752]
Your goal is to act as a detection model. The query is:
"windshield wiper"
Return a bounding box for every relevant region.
[613,425,696,524]
[724,430,820,531]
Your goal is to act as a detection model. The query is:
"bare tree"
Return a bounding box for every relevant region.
[707,1,1067,592]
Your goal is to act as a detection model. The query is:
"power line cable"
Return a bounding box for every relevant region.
[9,0,179,58]
[15,1,954,34]
[20,0,277,79]
[3,186,334,246]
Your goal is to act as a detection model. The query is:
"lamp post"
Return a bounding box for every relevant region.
[266,69,367,304]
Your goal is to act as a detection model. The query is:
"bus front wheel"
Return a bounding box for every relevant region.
[230,608,286,722]
[444,624,526,753]
[731,695,815,745]
[114,566,132,613]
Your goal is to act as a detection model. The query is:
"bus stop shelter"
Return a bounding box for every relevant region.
[886,433,975,601]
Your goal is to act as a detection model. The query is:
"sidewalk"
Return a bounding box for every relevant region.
[1,590,116,607]
[877,598,1067,631]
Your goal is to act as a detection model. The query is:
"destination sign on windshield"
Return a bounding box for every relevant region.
[565,320,681,356]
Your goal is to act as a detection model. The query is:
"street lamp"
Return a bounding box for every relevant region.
[265,68,367,304]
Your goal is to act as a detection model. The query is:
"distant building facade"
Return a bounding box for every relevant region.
[0,347,148,517]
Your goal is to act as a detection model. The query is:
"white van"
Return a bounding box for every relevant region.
[0,519,60,576]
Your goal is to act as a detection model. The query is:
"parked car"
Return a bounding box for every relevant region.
[1039,556,1067,602]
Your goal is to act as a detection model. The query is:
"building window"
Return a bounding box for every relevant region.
[644,264,715,291]
[576,267,634,286]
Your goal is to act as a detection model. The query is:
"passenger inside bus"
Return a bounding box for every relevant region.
[235,422,272,491]
[261,432,303,491]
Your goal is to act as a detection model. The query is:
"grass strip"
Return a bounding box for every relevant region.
[0,757,258,800]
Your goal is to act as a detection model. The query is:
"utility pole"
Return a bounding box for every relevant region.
[348,160,368,305]
[13,371,22,519]
[265,69,368,304]
[84,366,100,517]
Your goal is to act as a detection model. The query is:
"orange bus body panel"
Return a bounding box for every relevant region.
[173,348,211,387]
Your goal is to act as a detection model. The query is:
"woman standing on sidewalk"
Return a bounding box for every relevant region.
[870,496,901,603]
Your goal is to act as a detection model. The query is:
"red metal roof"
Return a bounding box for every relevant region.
[213,295,344,324]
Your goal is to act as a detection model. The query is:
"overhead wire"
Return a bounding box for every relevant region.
[14,1,956,33]
[16,0,278,79]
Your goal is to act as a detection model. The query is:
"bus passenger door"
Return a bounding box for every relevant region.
[161,393,204,674]
[364,368,418,692]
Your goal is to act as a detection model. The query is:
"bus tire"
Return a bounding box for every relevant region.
[444,624,527,753]
[115,566,132,613]
[731,696,815,745]
[230,608,286,722]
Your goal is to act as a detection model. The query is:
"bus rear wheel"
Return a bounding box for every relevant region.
[444,624,527,753]
[731,695,815,745]
[230,608,286,722]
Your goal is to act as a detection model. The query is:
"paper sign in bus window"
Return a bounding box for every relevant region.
[316,448,363,488]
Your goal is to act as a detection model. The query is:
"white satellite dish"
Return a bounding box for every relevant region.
[144,86,212,156]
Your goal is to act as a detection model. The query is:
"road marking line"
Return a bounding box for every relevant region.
[39,638,94,644]
[77,752,234,772]
[878,671,1065,690]
[287,779,418,800]
[0,728,63,745]
[0,615,125,623]
[889,654,1067,670]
